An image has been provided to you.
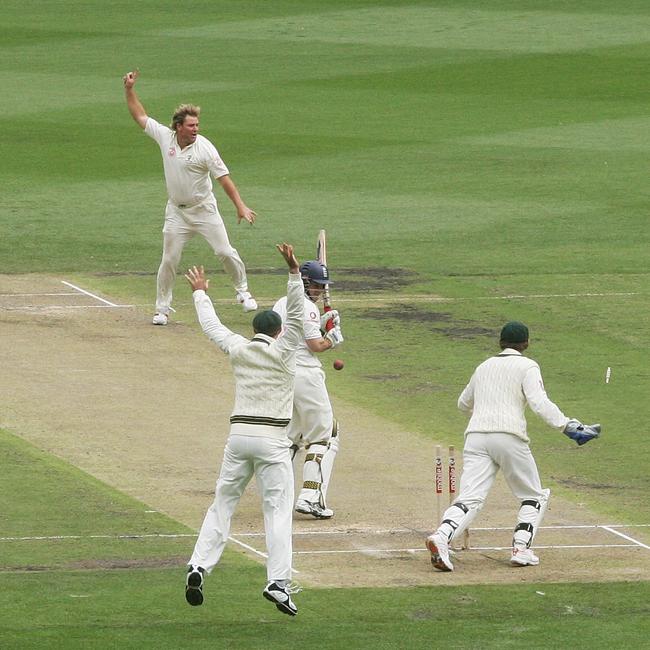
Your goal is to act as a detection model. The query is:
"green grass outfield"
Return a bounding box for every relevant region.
[2,430,649,649]
[1,0,649,647]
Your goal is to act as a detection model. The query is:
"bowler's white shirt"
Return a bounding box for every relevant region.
[458,348,569,442]
[144,117,229,207]
[272,294,322,369]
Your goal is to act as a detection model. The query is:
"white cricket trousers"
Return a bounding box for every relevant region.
[456,432,544,506]
[288,366,334,504]
[155,196,248,315]
[288,366,333,446]
[189,434,294,581]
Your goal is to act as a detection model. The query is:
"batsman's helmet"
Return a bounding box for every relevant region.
[300,260,333,286]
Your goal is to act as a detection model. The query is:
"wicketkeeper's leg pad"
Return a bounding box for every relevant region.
[438,501,482,542]
[513,488,550,548]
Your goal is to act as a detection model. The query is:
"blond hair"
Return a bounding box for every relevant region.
[170,104,201,131]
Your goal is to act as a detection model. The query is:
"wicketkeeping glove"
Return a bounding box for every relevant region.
[325,325,344,348]
[320,309,340,330]
[563,419,601,446]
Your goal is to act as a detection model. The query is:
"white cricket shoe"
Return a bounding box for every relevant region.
[152,313,168,326]
[510,546,540,566]
[426,532,453,572]
[263,581,298,616]
[295,500,334,519]
[237,291,258,312]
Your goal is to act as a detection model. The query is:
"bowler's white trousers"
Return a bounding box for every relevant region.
[189,433,294,581]
[156,196,248,315]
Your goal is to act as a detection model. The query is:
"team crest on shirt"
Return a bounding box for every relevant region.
[168,148,176,157]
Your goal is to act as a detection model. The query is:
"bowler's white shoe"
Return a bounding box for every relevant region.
[510,546,539,566]
[237,291,258,312]
[263,581,298,616]
[152,313,168,326]
[426,532,453,571]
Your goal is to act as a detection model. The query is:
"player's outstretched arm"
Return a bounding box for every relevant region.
[185,265,210,292]
[276,244,304,349]
[122,69,148,129]
[563,420,601,446]
[217,175,257,224]
[185,265,245,353]
[276,243,299,274]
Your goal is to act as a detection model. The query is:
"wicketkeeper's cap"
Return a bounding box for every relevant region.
[500,321,529,344]
[253,310,282,336]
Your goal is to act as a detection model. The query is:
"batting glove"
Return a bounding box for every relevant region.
[563,419,601,446]
[320,310,340,330]
[325,325,344,348]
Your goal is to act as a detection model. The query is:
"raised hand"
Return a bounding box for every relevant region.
[185,265,210,292]
[276,243,299,273]
[122,69,140,89]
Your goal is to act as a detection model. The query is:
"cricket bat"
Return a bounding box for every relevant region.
[316,229,334,331]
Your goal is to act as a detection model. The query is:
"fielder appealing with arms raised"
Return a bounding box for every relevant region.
[272,260,344,519]
[427,321,601,571]
[122,70,258,325]
[184,243,303,616]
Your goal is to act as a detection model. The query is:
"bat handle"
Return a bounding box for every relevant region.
[325,313,334,331]
[323,304,334,331]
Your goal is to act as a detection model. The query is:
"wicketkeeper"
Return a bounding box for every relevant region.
[427,321,601,571]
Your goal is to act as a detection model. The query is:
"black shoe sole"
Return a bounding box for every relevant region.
[185,571,204,606]
[263,590,297,616]
[185,586,203,606]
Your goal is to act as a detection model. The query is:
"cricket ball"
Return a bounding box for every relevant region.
[333,359,344,371]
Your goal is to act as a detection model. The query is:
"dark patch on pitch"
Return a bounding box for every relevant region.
[94,267,418,292]
[361,304,494,339]
[333,267,418,292]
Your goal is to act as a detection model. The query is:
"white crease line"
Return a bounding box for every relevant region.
[0,305,135,311]
[0,292,79,297]
[324,292,640,304]
[467,524,650,531]
[3,524,647,543]
[294,543,638,555]
[601,526,650,550]
[61,280,120,307]
[227,535,300,575]
[237,524,650,537]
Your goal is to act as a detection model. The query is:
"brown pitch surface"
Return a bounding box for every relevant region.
[1,274,648,587]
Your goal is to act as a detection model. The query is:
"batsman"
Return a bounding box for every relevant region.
[272,231,344,519]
